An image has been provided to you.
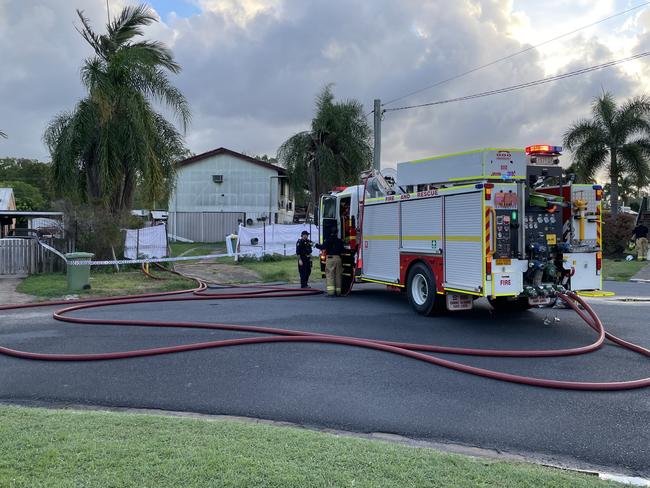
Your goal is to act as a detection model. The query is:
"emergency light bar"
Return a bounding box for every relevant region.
[525,144,562,155]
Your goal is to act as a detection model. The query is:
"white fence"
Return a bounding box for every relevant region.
[0,238,69,275]
[236,223,321,258]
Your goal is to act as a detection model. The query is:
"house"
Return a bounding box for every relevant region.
[169,148,294,235]
[0,188,16,237]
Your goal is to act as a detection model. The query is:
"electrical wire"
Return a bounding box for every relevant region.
[383,51,650,113]
[382,1,650,107]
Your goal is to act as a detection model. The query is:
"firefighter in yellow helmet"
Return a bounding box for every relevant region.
[315,229,345,296]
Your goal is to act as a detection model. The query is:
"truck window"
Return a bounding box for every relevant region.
[323,197,337,219]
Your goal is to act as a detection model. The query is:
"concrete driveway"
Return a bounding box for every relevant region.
[1,281,649,477]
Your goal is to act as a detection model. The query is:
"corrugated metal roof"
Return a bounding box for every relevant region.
[177,147,286,174]
[0,188,15,210]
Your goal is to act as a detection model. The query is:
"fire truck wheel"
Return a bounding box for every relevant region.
[487,296,531,312]
[407,262,443,316]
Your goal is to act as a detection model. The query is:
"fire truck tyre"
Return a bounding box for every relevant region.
[407,263,443,316]
[488,296,531,312]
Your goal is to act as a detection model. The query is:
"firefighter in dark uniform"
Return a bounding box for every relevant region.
[296,230,313,288]
[315,229,345,296]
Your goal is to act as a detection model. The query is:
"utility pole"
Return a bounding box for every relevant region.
[106,0,110,23]
[373,99,381,171]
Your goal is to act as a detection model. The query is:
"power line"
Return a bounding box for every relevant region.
[382,1,650,107]
[384,51,650,113]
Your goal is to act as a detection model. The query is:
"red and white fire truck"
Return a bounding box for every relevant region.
[319,145,603,314]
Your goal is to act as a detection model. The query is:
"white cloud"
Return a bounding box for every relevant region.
[0,0,647,172]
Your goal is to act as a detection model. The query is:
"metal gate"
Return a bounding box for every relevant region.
[168,212,246,243]
[0,238,69,275]
[0,238,37,275]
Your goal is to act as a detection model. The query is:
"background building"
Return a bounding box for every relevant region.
[0,188,16,237]
[168,148,294,242]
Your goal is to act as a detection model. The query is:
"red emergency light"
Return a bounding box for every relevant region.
[525,144,562,155]
[331,186,347,192]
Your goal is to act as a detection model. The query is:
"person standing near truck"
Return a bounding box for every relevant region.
[633,222,649,261]
[315,230,345,296]
[296,231,313,288]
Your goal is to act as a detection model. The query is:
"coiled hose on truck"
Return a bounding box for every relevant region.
[1,267,649,391]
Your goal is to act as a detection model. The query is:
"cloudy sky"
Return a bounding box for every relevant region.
[1,0,649,169]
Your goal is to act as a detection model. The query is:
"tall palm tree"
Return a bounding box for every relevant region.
[278,85,372,215]
[603,173,646,207]
[43,4,189,214]
[563,92,650,217]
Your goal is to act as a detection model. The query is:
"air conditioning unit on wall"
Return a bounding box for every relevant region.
[212,174,224,183]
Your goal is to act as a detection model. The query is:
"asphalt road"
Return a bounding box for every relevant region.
[1,281,649,477]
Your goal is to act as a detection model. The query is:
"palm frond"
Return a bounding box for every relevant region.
[75,10,105,59]
[107,4,156,48]
[124,41,181,73]
[573,146,609,181]
[615,95,650,143]
[562,120,606,151]
[592,91,617,137]
[619,142,650,187]
[130,66,190,130]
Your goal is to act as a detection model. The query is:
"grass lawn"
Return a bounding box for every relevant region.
[16,269,197,299]
[0,406,618,488]
[169,241,225,257]
[602,258,648,281]
[237,255,306,283]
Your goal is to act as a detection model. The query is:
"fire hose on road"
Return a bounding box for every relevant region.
[1,273,649,391]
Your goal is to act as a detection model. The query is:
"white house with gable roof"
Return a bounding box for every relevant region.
[168,148,294,242]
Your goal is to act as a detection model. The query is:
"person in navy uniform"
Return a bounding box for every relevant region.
[296,230,313,288]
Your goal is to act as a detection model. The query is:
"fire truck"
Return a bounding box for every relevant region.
[319,145,603,314]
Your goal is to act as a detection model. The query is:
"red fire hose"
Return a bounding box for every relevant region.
[1,277,648,390]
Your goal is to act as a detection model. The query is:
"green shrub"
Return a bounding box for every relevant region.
[602,212,636,257]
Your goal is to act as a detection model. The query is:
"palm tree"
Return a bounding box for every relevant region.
[43,4,189,214]
[278,85,372,215]
[563,92,650,217]
[603,173,646,208]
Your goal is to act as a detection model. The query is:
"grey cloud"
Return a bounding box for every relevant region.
[0,0,645,171]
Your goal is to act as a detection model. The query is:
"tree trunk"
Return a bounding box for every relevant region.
[86,162,102,201]
[311,159,319,222]
[120,167,135,214]
[610,149,619,218]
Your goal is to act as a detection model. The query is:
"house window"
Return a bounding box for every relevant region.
[212,174,224,183]
[280,180,286,196]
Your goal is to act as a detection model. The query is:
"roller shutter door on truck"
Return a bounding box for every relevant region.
[443,191,484,293]
[361,202,400,283]
[400,197,443,254]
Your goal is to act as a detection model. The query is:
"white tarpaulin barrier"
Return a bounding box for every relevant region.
[236,223,320,258]
[124,224,168,259]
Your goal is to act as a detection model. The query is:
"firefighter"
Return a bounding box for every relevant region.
[341,201,351,242]
[340,201,359,249]
[296,230,313,288]
[315,229,344,296]
[633,222,649,261]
